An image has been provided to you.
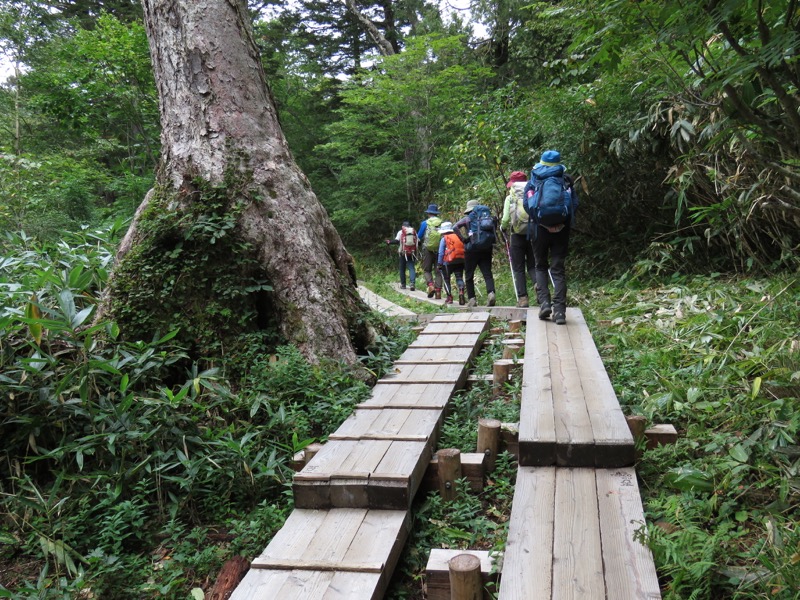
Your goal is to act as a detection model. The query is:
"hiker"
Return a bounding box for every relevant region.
[501,170,535,308]
[385,220,418,290]
[453,199,496,307]
[436,221,466,305]
[523,150,579,325]
[416,203,444,299]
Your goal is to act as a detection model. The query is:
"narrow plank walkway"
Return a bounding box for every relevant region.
[232,312,491,599]
[500,307,661,599]
[499,467,661,600]
[519,307,635,467]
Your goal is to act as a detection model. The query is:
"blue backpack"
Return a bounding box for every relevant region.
[526,165,572,227]
[467,204,496,251]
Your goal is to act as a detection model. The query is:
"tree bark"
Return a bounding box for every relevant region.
[106,0,375,368]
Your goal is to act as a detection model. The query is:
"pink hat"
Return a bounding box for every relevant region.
[507,170,527,187]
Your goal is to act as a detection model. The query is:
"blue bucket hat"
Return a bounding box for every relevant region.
[424,203,440,215]
[538,150,561,166]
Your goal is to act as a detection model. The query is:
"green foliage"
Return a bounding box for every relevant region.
[578,274,800,599]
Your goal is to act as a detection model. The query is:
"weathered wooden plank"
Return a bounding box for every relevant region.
[359,383,455,409]
[294,439,430,509]
[378,362,468,386]
[569,310,635,467]
[411,332,482,347]
[497,466,556,600]
[431,311,492,323]
[396,344,476,364]
[422,321,488,335]
[595,469,662,599]
[230,568,383,600]
[328,408,442,443]
[518,311,556,465]
[550,319,596,466]
[552,468,604,600]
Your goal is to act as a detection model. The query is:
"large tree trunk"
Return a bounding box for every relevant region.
[104,0,375,367]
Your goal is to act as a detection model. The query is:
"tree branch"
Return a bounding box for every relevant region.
[343,0,395,56]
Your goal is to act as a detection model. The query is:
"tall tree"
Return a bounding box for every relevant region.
[102,0,376,368]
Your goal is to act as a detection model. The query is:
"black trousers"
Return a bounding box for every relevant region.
[464,248,495,300]
[533,226,570,311]
[508,232,535,299]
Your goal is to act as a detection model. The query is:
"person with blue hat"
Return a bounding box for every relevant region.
[523,150,579,325]
[416,203,444,299]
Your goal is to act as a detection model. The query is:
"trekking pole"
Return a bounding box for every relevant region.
[439,265,452,297]
[499,227,519,304]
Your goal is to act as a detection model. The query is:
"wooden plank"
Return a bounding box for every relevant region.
[396,344,476,363]
[550,318,596,466]
[422,321,488,335]
[369,440,432,509]
[328,408,442,443]
[518,312,556,465]
[230,568,383,600]
[411,332,482,347]
[431,311,492,323]
[378,362,468,387]
[359,382,455,409]
[569,309,635,467]
[497,466,556,600]
[552,468,604,600]
[595,469,662,599]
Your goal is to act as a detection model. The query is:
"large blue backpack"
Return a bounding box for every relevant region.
[467,204,496,251]
[526,165,572,227]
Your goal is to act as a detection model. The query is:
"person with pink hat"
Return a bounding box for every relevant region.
[501,170,534,307]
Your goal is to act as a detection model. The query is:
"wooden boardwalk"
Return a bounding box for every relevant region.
[231,305,660,599]
[519,307,635,467]
[232,312,491,600]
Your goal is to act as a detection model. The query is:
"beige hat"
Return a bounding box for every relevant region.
[438,221,454,233]
[464,199,479,214]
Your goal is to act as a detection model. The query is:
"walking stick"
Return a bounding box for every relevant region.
[499,227,519,303]
[439,264,452,297]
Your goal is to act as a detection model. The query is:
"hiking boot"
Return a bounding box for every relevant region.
[458,291,465,305]
[400,285,406,289]
[427,283,435,298]
[410,284,415,291]
[467,297,477,307]
[487,292,496,307]
[517,296,529,308]
[445,294,454,304]
[538,302,552,320]
[554,312,566,325]
[434,288,442,300]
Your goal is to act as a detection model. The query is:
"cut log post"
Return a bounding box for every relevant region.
[500,422,519,457]
[437,448,462,502]
[508,319,522,333]
[501,339,524,360]
[425,452,487,492]
[208,555,250,600]
[449,553,482,600]
[477,419,501,472]
[625,415,647,442]
[492,360,511,396]
[303,442,323,465]
[645,424,678,449]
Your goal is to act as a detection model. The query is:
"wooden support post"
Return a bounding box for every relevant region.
[492,360,511,397]
[508,319,522,333]
[500,422,519,457]
[625,415,647,442]
[303,443,323,465]
[477,418,501,472]
[645,424,678,449]
[437,448,462,502]
[449,553,482,600]
[501,338,524,360]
